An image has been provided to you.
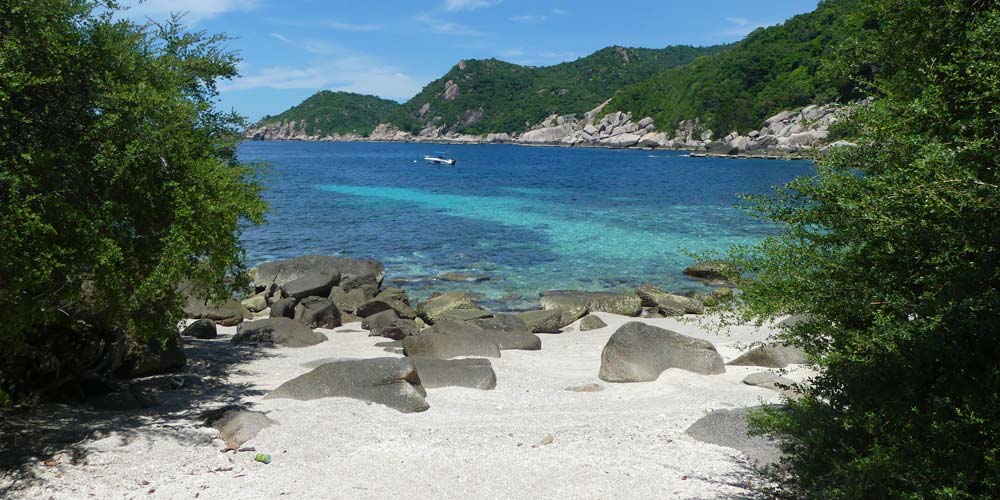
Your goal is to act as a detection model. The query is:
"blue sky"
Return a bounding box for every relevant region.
[122,0,821,121]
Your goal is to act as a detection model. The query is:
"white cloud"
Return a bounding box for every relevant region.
[328,22,382,32]
[551,8,569,15]
[121,0,261,24]
[720,16,771,37]
[220,50,425,102]
[415,14,482,36]
[443,0,501,11]
[509,14,547,23]
[270,32,289,43]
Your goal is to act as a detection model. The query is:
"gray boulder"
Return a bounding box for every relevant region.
[269,297,298,319]
[329,286,375,314]
[208,409,275,448]
[416,291,479,323]
[437,308,493,322]
[637,284,704,314]
[411,358,496,390]
[132,332,186,378]
[599,322,725,382]
[728,344,808,368]
[515,309,564,333]
[683,260,733,284]
[293,296,341,329]
[402,333,501,359]
[374,286,410,304]
[356,298,417,319]
[265,358,429,413]
[183,296,250,327]
[685,407,783,469]
[579,314,607,331]
[241,292,269,313]
[181,319,217,340]
[743,372,799,398]
[363,310,419,340]
[472,313,530,333]
[540,290,642,325]
[282,272,339,300]
[232,317,327,347]
[255,255,384,288]
[425,319,541,351]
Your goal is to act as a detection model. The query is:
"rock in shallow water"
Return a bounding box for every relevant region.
[599,322,725,382]
[265,358,429,413]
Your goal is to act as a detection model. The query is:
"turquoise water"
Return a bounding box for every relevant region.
[238,142,812,310]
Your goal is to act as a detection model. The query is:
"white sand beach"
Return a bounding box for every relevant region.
[3,313,812,500]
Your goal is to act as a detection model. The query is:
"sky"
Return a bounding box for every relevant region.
[121,0,822,122]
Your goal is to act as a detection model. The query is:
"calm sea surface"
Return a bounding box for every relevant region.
[237,141,812,310]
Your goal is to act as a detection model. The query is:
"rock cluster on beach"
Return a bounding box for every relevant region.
[246,99,857,157]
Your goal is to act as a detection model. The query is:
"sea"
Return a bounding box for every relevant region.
[237,141,812,311]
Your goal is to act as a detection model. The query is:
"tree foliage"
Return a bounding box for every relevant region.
[389,45,728,134]
[0,0,266,400]
[729,0,1000,498]
[611,0,863,136]
[255,91,401,136]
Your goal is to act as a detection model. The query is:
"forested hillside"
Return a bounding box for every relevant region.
[255,91,401,136]
[609,0,862,135]
[390,45,728,134]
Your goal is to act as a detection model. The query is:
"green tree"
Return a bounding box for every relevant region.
[729,1,1000,498]
[0,1,266,401]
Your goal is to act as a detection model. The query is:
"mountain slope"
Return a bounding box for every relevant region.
[254,91,401,136]
[609,0,862,135]
[390,45,729,135]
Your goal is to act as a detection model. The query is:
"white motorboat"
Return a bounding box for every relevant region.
[423,155,456,165]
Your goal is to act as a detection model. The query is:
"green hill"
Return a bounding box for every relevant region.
[390,45,728,134]
[255,91,401,136]
[609,0,862,135]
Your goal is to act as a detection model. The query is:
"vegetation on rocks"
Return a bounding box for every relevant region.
[254,91,402,136]
[729,0,1000,497]
[0,0,265,402]
[610,0,863,135]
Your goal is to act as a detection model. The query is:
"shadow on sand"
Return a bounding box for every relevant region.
[0,337,275,496]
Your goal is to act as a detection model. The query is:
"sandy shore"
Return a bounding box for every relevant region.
[1,312,811,500]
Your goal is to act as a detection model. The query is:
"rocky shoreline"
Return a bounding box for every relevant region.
[246,101,859,158]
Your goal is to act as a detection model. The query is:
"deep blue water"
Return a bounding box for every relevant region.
[237,141,812,310]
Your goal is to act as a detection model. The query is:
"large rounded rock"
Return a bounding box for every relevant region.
[685,406,782,469]
[402,334,501,359]
[743,372,799,398]
[255,255,384,288]
[472,313,530,333]
[683,260,733,284]
[727,344,808,368]
[265,358,429,413]
[241,292,269,313]
[540,291,642,325]
[636,284,704,314]
[579,314,607,331]
[515,309,564,333]
[599,322,725,382]
[437,308,493,322]
[356,298,417,320]
[425,319,540,351]
[183,296,250,326]
[269,297,298,319]
[293,296,341,329]
[207,409,275,448]
[132,332,186,378]
[416,291,479,323]
[232,317,327,347]
[410,358,496,390]
[330,286,376,314]
[282,272,339,300]
[181,319,217,339]
[363,310,419,340]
